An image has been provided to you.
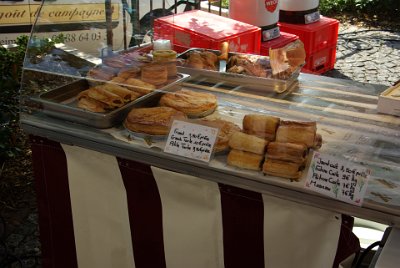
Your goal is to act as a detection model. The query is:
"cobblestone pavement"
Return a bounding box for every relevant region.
[324,25,400,86]
[1,23,399,268]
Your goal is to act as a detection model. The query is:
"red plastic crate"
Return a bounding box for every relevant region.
[153,10,261,54]
[260,31,299,56]
[302,44,337,74]
[279,16,339,55]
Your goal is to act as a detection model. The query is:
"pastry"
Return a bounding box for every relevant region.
[227,149,264,171]
[228,132,268,155]
[266,142,308,164]
[262,158,303,180]
[124,107,187,135]
[77,90,110,112]
[199,118,241,152]
[124,77,157,95]
[86,86,124,108]
[100,83,141,102]
[159,89,218,118]
[243,114,280,141]
[141,64,168,86]
[117,66,141,79]
[87,65,117,81]
[275,121,317,148]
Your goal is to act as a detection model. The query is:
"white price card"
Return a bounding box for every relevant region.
[305,151,371,206]
[164,120,219,163]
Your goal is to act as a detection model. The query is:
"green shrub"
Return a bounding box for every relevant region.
[0,36,28,162]
[319,0,400,20]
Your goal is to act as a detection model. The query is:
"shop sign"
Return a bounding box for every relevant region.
[0,3,119,25]
[164,120,218,163]
[265,0,278,13]
[305,151,370,206]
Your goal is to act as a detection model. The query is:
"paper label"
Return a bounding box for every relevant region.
[305,151,370,206]
[164,120,218,163]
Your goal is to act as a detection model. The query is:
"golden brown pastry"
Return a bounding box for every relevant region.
[159,89,218,118]
[313,133,323,150]
[199,118,241,152]
[227,149,264,171]
[243,114,280,141]
[87,66,117,81]
[262,158,303,180]
[266,142,308,164]
[77,90,110,112]
[86,86,124,108]
[124,107,187,135]
[100,83,141,102]
[141,64,168,86]
[117,66,141,80]
[275,121,317,148]
[228,132,268,155]
[124,78,157,95]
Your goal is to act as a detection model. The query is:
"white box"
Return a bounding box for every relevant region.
[377,83,400,117]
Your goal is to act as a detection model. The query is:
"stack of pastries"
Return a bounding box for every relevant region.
[227,132,268,171]
[82,49,180,113]
[77,83,143,113]
[226,114,322,180]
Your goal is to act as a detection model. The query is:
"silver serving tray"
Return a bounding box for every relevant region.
[31,73,190,128]
[177,48,300,93]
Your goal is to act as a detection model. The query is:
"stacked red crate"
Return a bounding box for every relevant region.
[153,10,262,54]
[279,16,339,74]
[260,31,299,56]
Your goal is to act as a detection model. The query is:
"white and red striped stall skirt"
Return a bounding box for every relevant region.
[30,136,359,268]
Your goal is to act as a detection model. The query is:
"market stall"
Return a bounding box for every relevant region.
[19,1,400,267]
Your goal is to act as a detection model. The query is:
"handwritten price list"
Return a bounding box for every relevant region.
[164,120,218,163]
[305,151,371,206]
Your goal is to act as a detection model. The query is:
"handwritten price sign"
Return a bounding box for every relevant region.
[164,120,218,163]
[305,151,371,206]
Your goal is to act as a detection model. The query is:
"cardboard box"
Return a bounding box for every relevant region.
[153,10,261,54]
[377,82,400,116]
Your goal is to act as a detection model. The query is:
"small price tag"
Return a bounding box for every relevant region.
[305,11,321,24]
[262,26,280,42]
[305,151,371,206]
[164,120,218,163]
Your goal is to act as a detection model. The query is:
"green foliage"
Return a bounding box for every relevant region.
[0,35,29,161]
[0,34,65,161]
[319,0,400,20]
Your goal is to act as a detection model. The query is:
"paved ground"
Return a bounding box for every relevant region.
[1,23,399,268]
[324,25,400,86]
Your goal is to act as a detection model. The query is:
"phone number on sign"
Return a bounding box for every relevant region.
[52,32,103,43]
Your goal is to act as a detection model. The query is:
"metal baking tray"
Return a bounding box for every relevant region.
[31,73,190,128]
[177,48,301,93]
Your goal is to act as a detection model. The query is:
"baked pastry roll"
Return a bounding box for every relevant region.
[262,159,303,180]
[124,107,187,135]
[87,86,124,108]
[124,78,157,95]
[243,114,280,141]
[199,118,241,152]
[275,121,317,148]
[77,90,110,112]
[266,142,308,164]
[229,132,268,155]
[227,149,264,171]
[101,83,141,102]
[159,89,218,117]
